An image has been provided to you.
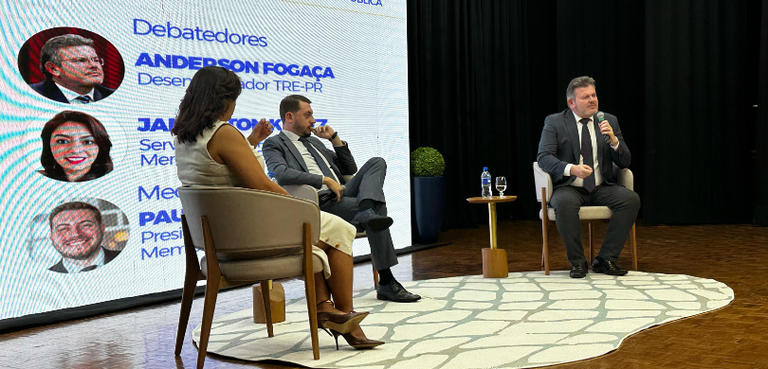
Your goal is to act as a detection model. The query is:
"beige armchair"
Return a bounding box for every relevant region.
[175,186,324,369]
[533,162,638,275]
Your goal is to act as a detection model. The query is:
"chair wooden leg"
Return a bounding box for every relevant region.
[541,187,550,275]
[260,280,274,337]
[631,223,638,270]
[196,216,222,369]
[303,222,320,360]
[175,263,198,355]
[196,275,220,369]
[176,215,202,356]
[542,221,550,275]
[588,223,594,266]
[372,266,379,288]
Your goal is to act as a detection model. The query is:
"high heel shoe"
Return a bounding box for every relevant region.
[316,311,369,334]
[326,330,385,350]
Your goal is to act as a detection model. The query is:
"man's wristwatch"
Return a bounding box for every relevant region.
[329,131,338,140]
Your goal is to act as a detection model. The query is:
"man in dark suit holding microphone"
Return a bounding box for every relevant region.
[536,76,640,278]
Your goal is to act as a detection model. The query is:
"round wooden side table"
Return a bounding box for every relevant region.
[466,196,517,278]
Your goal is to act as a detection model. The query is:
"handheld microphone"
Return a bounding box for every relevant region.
[596,111,610,144]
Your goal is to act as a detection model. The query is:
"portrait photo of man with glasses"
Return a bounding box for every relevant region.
[27,33,119,104]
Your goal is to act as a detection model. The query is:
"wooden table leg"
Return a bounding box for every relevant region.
[483,248,508,278]
[483,202,508,278]
[488,203,497,249]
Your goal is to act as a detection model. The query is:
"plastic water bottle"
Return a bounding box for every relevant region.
[267,171,278,183]
[481,167,492,198]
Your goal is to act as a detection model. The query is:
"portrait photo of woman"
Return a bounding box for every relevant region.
[39,110,113,182]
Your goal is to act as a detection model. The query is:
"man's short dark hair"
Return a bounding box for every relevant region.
[39,34,95,79]
[48,202,102,229]
[280,95,312,122]
[566,76,596,101]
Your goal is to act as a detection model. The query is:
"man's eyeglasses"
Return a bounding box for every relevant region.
[62,57,104,66]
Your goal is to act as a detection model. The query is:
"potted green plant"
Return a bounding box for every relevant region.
[411,147,445,244]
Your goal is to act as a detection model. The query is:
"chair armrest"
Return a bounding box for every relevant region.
[284,184,319,204]
[617,168,634,191]
[533,162,553,203]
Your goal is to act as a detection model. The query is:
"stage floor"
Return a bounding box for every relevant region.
[1,220,766,369]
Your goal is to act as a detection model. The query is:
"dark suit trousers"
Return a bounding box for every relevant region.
[319,157,398,270]
[550,184,640,265]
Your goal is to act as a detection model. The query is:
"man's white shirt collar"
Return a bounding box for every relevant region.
[62,247,105,273]
[283,130,301,141]
[56,82,95,103]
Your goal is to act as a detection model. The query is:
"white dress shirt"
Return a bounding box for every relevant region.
[563,116,620,188]
[282,130,339,190]
[62,247,105,273]
[56,82,95,103]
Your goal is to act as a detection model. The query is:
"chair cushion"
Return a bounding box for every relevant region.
[213,246,303,261]
[540,206,613,221]
[201,254,325,282]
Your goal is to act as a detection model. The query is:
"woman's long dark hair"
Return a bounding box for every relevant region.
[172,66,242,143]
[40,110,113,182]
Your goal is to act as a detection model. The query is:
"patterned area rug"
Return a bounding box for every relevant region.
[192,271,733,369]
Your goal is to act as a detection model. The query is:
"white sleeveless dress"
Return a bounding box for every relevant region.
[175,121,354,278]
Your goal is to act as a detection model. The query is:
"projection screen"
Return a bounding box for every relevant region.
[0,0,408,326]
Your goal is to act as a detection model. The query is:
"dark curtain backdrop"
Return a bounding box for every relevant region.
[408,1,537,228]
[756,0,768,225]
[644,0,752,223]
[407,0,765,228]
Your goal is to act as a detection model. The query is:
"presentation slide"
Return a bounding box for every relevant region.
[0,0,408,324]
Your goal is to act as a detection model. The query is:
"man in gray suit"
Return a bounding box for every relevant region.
[263,95,420,302]
[536,76,640,278]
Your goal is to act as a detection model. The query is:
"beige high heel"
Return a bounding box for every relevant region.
[327,330,385,350]
[316,310,369,334]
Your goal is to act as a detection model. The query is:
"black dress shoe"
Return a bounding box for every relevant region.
[592,257,628,276]
[570,263,587,278]
[352,209,393,233]
[376,280,421,302]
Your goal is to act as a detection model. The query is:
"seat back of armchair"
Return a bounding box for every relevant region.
[178,186,320,260]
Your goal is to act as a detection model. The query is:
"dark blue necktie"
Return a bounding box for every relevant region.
[579,118,596,192]
[299,137,335,180]
[73,95,92,104]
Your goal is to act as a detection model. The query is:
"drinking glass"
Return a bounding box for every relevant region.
[495,176,507,198]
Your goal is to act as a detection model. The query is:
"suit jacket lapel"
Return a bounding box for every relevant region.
[49,259,68,273]
[94,86,105,102]
[278,132,309,172]
[565,110,580,162]
[46,80,68,103]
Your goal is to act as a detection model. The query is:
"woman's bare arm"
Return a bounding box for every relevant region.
[207,124,289,195]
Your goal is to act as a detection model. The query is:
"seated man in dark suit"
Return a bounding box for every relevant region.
[30,34,114,104]
[536,76,640,278]
[48,201,120,273]
[263,95,420,302]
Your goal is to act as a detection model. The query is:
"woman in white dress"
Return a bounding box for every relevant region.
[173,66,382,349]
